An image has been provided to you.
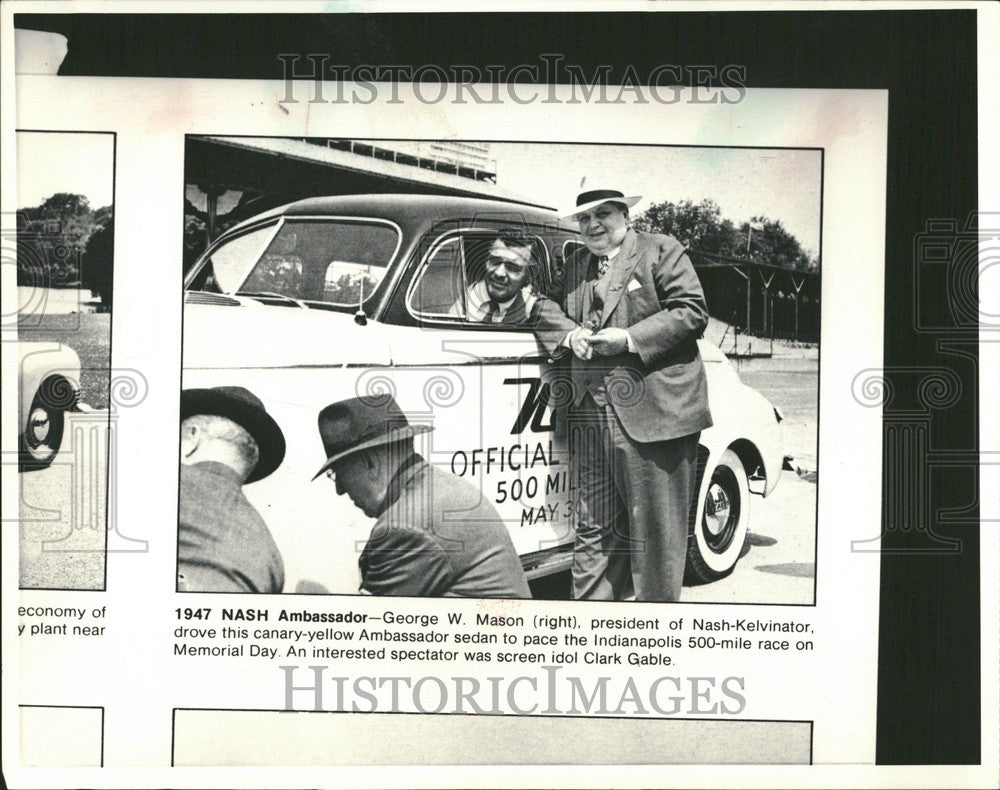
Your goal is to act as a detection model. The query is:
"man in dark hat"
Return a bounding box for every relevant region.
[178,386,287,593]
[314,395,531,598]
[533,185,713,602]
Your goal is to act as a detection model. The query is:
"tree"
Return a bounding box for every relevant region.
[83,217,114,309]
[16,194,105,287]
[634,198,742,256]
[742,216,818,272]
[39,192,92,219]
[635,199,819,271]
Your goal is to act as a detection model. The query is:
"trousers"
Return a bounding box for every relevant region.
[568,393,700,602]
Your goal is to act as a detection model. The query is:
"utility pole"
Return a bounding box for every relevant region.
[745,221,764,333]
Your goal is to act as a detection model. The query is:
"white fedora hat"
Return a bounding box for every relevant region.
[561,186,642,221]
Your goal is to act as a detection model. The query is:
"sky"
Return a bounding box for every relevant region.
[16,131,115,210]
[490,142,822,258]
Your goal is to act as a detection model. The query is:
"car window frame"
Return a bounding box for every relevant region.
[405,232,470,320]
[184,215,404,311]
[402,225,554,332]
[562,238,587,264]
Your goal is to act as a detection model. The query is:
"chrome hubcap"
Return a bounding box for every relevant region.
[704,482,731,537]
[28,407,50,445]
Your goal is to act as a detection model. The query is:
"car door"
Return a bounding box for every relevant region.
[380,222,577,573]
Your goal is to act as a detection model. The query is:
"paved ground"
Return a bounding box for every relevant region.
[18,412,108,590]
[16,286,102,317]
[683,468,816,605]
[739,368,819,472]
[684,365,818,604]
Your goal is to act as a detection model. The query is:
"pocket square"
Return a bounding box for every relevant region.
[627,278,642,293]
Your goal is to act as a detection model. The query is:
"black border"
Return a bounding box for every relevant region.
[12,9,982,766]
[13,128,116,593]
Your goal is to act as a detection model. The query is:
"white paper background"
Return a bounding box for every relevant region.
[2,2,997,788]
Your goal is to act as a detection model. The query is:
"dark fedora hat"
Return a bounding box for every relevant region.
[312,395,432,481]
[180,386,286,483]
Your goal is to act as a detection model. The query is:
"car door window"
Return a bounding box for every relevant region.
[407,236,466,318]
[406,229,551,328]
[242,219,398,307]
[186,218,401,313]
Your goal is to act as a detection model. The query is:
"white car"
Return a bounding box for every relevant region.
[19,342,82,468]
[182,194,783,593]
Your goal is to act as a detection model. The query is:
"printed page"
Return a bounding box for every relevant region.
[2,4,996,789]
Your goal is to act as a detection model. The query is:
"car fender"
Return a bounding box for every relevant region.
[19,342,82,426]
[699,341,784,498]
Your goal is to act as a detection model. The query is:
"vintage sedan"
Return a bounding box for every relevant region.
[19,342,82,468]
[182,194,782,594]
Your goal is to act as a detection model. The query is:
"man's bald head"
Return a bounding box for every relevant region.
[180,413,260,482]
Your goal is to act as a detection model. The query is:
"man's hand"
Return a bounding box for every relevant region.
[589,328,630,356]
[567,326,594,360]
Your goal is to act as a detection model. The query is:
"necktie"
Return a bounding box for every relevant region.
[596,255,610,279]
[483,300,500,323]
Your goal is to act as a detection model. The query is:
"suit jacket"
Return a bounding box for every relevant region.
[359,455,532,598]
[534,228,713,443]
[178,461,285,593]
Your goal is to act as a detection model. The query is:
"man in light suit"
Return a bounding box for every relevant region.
[533,187,713,601]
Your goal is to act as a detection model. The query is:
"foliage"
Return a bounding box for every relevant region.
[634,198,742,257]
[83,218,114,309]
[16,193,114,300]
[634,199,819,272]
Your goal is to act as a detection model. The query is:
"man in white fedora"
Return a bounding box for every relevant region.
[314,394,531,598]
[533,185,713,602]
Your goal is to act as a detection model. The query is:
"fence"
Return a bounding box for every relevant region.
[689,250,821,343]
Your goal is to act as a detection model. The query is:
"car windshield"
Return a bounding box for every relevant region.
[189,218,399,311]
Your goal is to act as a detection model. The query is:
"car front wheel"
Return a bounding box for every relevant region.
[686,448,750,584]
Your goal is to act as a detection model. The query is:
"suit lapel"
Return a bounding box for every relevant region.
[598,229,641,329]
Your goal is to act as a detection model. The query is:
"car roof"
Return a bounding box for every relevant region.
[224,193,576,236]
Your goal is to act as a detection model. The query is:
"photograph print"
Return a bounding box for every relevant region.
[12,130,116,591]
[178,136,820,605]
